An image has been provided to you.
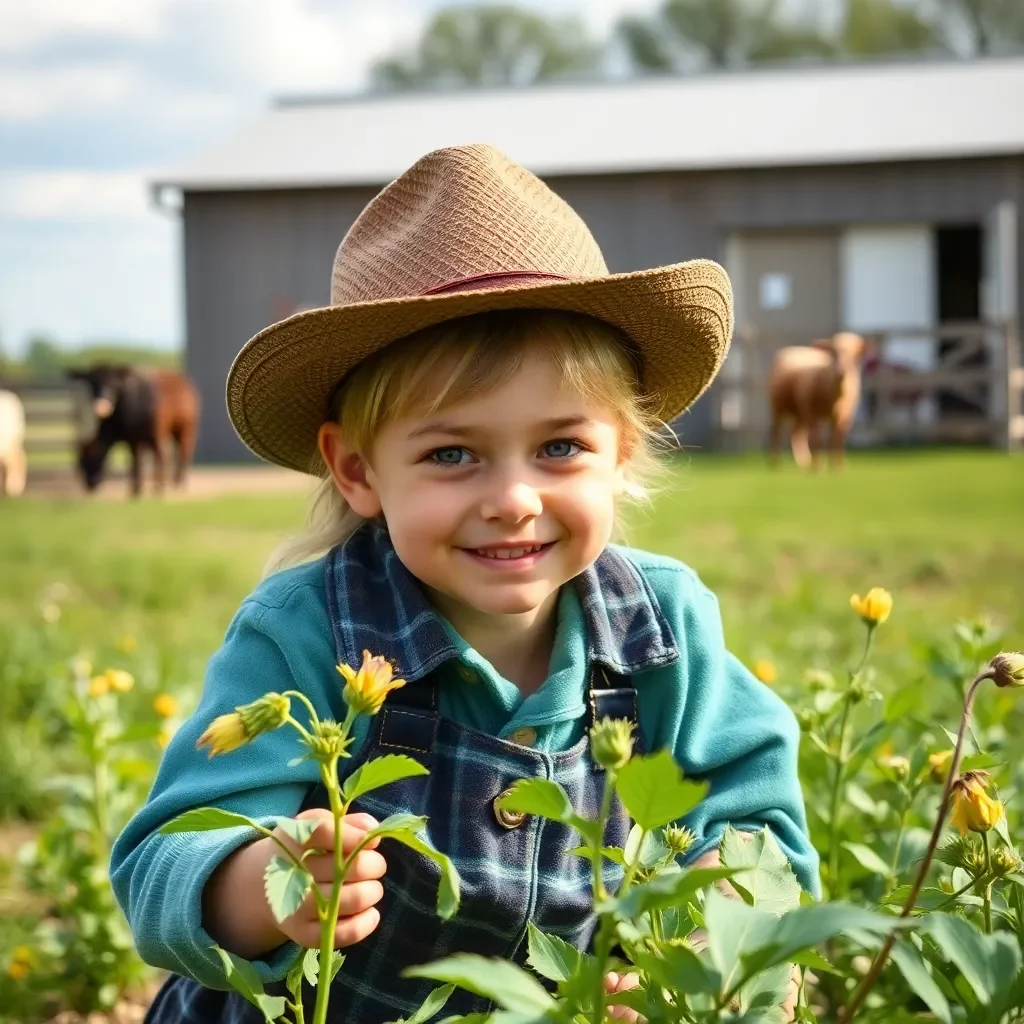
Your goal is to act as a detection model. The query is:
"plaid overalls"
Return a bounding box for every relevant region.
[145,528,673,1024]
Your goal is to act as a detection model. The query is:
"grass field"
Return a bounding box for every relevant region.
[2,450,1021,703]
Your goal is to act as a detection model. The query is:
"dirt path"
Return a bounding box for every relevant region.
[26,465,312,500]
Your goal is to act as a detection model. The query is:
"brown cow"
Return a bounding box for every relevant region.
[69,366,200,496]
[768,332,867,470]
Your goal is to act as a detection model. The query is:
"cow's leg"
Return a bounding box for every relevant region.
[6,447,27,497]
[790,420,813,470]
[173,424,196,487]
[769,411,784,467]
[830,418,849,470]
[151,436,168,496]
[128,443,143,498]
[808,420,824,472]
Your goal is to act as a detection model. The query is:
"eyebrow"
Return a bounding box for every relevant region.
[407,414,593,440]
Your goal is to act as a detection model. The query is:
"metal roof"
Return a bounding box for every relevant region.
[153,57,1024,192]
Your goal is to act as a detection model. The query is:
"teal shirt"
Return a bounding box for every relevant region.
[111,541,818,989]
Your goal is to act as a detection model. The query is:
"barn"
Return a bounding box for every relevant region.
[152,56,1024,463]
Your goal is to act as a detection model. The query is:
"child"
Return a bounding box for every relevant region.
[112,144,818,1023]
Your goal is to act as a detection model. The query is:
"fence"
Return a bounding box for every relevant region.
[0,377,91,473]
[713,320,1024,452]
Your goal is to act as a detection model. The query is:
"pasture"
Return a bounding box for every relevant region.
[0,449,1022,1019]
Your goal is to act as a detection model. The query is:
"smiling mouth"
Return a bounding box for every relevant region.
[465,542,554,561]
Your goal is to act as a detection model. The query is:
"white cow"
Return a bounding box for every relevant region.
[0,389,27,497]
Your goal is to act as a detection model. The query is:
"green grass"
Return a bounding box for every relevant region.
[1,450,1021,696]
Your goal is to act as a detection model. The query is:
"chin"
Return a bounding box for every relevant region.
[462,587,552,617]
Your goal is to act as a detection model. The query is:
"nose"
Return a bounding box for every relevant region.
[479,474,542,524]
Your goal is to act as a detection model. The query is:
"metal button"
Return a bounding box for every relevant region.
[509,726,537,747]
[493,788,527,830]
[455,663,477,683]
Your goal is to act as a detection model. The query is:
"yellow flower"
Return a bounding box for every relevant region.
[153,693,179,718]
[929,749,953,783]
[752,659,778,685]
[196,693,291,758]
[338,651,406,716]
[106,669,135,693]
[990,651,1024,689]
[117,633,137,653]
[197,712,248,757]
[88,674,111,697]
[7,960,29,981]
[849,588,893,627]
[949,770,1004,836]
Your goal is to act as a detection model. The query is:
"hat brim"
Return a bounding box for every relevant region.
[226,258,733,472]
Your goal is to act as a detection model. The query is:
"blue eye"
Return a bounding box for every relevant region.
[429,446,473,465]
[541,439,582,459]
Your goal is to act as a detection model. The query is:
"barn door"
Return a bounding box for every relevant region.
[982,201,1019,446]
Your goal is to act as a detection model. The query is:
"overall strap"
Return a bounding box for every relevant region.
[375,674,440,766]
[587,665,640,770]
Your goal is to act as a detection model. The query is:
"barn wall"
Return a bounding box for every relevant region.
[183,155,1023,462]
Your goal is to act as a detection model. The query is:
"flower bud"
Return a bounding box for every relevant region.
[990,652,1024,689]
[589,717,634,770]
[879,754,910,781]
[664,824,696,856]
[804,668,834,692]
[991,847,1023,877]
[796,709,817,732]
[948,770,1004,836]
[338,650,406,716]
[306,719,352,761]
[848,677,871,704]
[849,588,893,627]
[928,749,953,783]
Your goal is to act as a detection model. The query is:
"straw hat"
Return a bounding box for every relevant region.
[227,143,733,471]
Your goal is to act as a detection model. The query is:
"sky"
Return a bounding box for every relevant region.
[0,0,658,357]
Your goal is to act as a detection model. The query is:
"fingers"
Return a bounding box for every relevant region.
[283,810,381,855]
[605,972,642,1023]
[306,849,387,885]
[335,906,381,947]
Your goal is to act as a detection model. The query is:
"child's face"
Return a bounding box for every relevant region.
[330,349,625,621]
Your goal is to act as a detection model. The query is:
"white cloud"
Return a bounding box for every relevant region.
[0,0,163,51]
[0,170,150,220]
[0,64,140,122]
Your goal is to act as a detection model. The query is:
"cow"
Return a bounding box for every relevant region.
[68,365,200,496]
[768,332,868,470]
[0,389,27,497]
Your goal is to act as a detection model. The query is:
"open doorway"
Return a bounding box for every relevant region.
[935,224,985,421]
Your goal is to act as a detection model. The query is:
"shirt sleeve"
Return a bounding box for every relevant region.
[109,590,371,988]
[637,567,821,898]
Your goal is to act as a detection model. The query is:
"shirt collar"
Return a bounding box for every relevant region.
[325,522,679,682]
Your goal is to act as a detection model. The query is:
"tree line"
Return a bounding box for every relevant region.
[371,0,1024,90]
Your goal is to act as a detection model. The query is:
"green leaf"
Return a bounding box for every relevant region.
[342,754,429,803]
[881,885,981,913]
[738,960,792,1018]
[888,938,952,1024]
[274,817,320,847]
[160,807,261,834]
[721,826,803,913]
[404,954,556,1016]
[285,952,305,998]
[526,923,582,983]
[366,812,429,838]
[925,913,1022,1007]
[843,842,895,879]
[496,778,600,845]
[789,949,840,975]
[264,855,313,924]
[631,943,720,995]
[605,866,735,919]
[379,826,461,919]
[624,823,672,869]
[302,947,320,986]
[212,947,287,1023]
[329,950,345,982]
[615,749,707,831]
[571,845,627,866]
[385,984,456,1024]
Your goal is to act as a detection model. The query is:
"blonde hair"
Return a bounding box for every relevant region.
[267,309,670,573]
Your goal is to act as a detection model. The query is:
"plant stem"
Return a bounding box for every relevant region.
[590,771,616,1024]
[841,667,995,1021]
[826,626,875,896]
[282,690,321,729]
[311,757,345,1024]
[888,806,907,881]
[981,831,993,934]
[932,878,979,913]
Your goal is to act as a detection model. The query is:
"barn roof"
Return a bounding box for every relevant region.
[153,57,1024,193]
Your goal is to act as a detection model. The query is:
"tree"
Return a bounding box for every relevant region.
[930,0,1024,54]
[618,0,834,73]
[841,0,942,56]
[24,336,64,377]
[371,5,600,90]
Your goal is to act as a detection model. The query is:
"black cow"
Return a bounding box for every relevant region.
[69,365,200,496]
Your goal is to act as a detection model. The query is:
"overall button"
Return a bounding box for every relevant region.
[493,788,527,829]
[455,663,478,683]
[509,726,537,747]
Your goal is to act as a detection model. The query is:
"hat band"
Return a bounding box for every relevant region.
[422,270,569,296]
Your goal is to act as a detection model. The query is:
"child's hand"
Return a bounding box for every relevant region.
[271,809,387,949]
[204,808,387,959]
[605,972,642,1022]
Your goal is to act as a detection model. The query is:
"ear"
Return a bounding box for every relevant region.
[318,422,382,518]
